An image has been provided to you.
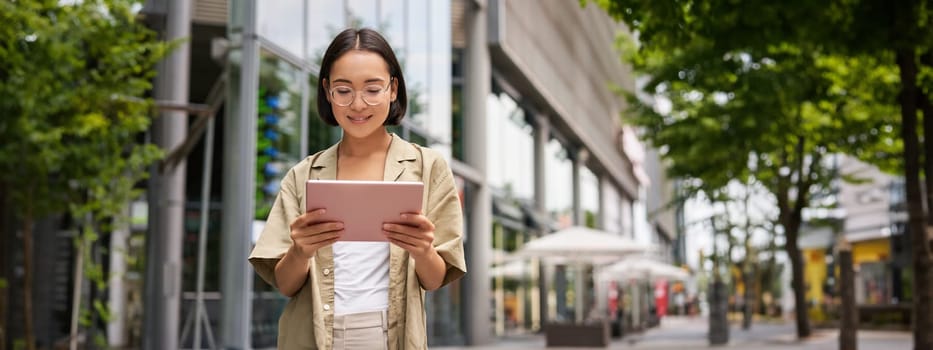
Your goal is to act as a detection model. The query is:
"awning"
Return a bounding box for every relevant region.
[520,202,559,232]
[492,196,526,230]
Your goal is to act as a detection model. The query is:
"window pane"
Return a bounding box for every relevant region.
[581,167,599,228]
[258,0,305,58]
[425,0,451,150]
[451,82,464,161]
[307,75,341,155]
[380,0,407,49]
[621,197,633,238]
[546,139,573,227]
[307,1,345,63]
[255,50,305,220]
[602,182,622,234]
[405,0,428,126]
[347,0,379,28]
[487,92,533,201]
[408,128,429,146]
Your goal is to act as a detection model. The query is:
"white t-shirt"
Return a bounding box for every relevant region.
[333,241,390,315]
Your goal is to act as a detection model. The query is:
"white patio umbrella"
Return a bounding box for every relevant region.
[490,259,527,279]
[514,226,650,323]
[515,226,649,261]
[606,257,690,281]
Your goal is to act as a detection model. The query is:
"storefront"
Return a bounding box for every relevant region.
[852,238,892,305]
[803,248,828,305]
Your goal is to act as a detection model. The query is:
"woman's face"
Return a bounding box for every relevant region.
[325,50,398,139]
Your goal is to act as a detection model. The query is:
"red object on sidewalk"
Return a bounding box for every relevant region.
[608,281,619,316]
[655,280,668,317]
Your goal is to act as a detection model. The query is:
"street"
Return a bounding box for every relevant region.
[435,316,912,350]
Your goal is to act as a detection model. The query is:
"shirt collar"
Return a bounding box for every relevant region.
[311,132,418,181]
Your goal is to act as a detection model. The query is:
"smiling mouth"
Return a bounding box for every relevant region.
[347,115,371,124]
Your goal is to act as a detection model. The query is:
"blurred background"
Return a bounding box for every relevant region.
[1,0,930,349]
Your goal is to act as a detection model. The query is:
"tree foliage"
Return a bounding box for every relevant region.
[598,1,933,347]
[590,0,904,340]
[0,0,167,217]
[613,17,901,195]
[0,0,169,347]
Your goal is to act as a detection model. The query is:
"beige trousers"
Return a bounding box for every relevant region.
[333,310,389,350]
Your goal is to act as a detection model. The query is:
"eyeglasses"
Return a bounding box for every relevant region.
[328,78,393,107]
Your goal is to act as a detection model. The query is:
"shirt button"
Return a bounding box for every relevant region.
[323,304,330,311]
[323,268,330,275]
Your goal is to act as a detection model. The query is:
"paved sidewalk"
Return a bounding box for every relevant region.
[434,316,912,350]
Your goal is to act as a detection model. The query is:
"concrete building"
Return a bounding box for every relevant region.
[798,154,910,326]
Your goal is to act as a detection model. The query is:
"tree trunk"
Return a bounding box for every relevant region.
[898,48,933,350]
[725,236,736,324]
[741,190,753,330]
[708,214,729,345]
[88,242,99,349]
[758,264,769,317]
[69,232,85,350]
[0,183,7,350]
[779,179,811,338]
[742,268,753,330]
[917,51,933,350]
[839,245,857,350]
[752,264,761,316]
[921,53,933,227]
[87,230,105,348]
[22,204,36,350]
[773,135,812,339]
[764,234,778,317]
[785,233,810,338]
[708,278,729,345]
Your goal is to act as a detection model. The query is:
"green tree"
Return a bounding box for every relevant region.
[590,0,901,340]
[593,1,933,347]
[0,0,168,348]
[814,3,933,349]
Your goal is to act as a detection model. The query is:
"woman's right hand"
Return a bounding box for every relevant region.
[288,209,343,259]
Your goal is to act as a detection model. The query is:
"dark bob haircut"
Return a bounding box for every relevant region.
[317,28,407,126]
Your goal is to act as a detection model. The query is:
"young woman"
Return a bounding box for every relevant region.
[249,28,467,350]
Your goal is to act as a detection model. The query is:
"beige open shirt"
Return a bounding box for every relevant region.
[249,134,467,349]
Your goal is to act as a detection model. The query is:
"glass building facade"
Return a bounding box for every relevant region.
[247,0,453,152]
[227,0,460,346]
[155,0,663,347]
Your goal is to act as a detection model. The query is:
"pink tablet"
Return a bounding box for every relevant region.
[305,180,424,242]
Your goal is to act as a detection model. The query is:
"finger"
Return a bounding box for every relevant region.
[294,236,340,258]
[384,222,435,244]
[295,231,343,246]
[310,236,341,251]
[295,230,342,246]
[384,230,425,247]
[395,213,424,224]
[386,235,417,250]
[388,215,427,232]
[382,223,423,238]
[402,213,434,231]
[291,209,327,230]
[293,220,343,237]
[306,221,344,235]
[305,208,337,224]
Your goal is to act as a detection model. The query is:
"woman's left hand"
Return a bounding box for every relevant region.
[383,212,436,258]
